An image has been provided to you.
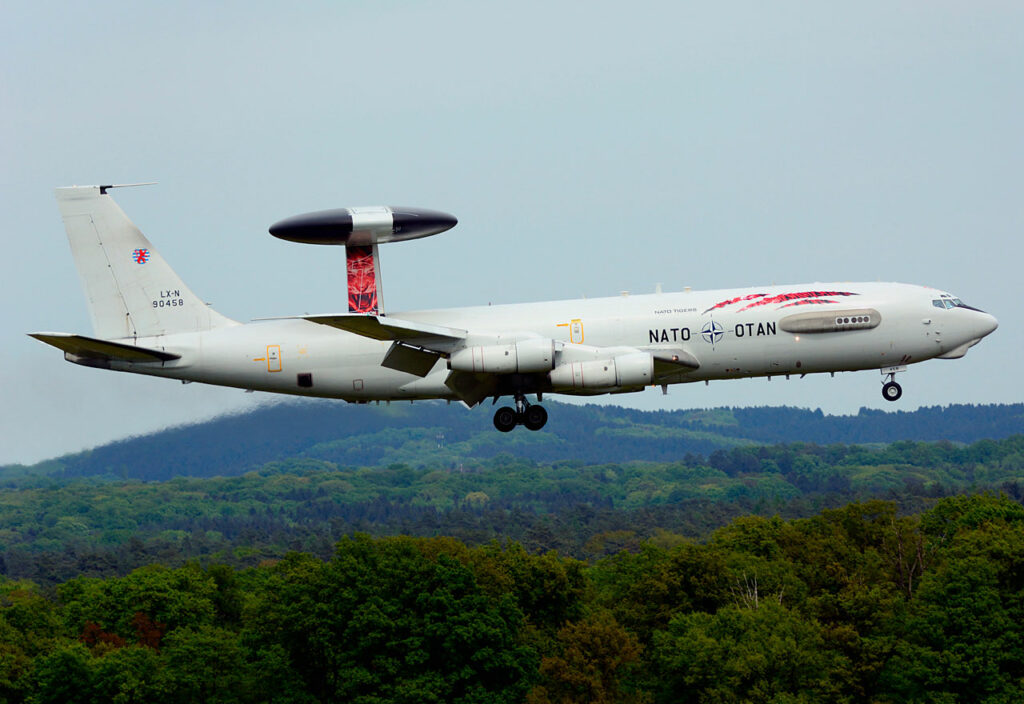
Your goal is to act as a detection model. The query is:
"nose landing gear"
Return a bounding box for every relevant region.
[881,366,905,402]
[882,380,902,401]
[493,393,548,432]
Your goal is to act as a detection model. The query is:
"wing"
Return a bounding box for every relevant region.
[300,316,701,397]
[302,314,465,378]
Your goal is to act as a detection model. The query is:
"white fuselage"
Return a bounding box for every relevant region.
[108,281,998,403]
[39,186,997,427]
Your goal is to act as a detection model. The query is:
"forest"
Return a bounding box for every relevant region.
[2,494,1023,703]
[1,403,1022,701]
[0,434,1022,585]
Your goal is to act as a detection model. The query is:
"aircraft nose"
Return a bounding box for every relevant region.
[977,311,998,338]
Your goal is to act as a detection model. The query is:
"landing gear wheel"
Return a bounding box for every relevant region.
[882,381,902,402]
[493,406,518,432]
[523,405,548,431]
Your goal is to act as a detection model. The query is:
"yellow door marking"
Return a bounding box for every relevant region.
[557,319,584,343]
[267,345,282,372]
[570,319,583,344]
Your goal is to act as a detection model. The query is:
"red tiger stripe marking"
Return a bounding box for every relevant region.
[737,290,856,312]
[702,293,767,314]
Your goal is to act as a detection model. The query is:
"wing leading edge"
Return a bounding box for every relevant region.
[301,314,466,343]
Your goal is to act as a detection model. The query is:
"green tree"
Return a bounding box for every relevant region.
[479,543,587,633]
[91,646,163,704]
[58,564,217,640]
[0,579,64,702]
[158,626,249,704]
[881,498,1024,702]
[249,536,538,703]
[590,542,730,646]
[28,642,94,704]
[651,602,850,704]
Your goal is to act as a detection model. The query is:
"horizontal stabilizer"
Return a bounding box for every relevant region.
[29,333,180,364]
[302,314,466,345]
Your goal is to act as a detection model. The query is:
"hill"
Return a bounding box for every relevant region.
[0,396,1021,585]
[6,400,1023,482]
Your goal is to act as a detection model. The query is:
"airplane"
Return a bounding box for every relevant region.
[31,184,998,432]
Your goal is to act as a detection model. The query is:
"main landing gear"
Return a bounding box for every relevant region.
[493,393,548,432]
[882,371,903,402]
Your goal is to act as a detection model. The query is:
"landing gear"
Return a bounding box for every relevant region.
[523,404,548,431]
[493,406,518,432]
[881,368,903,402]
[882,381,902,402]
[492,393,548,432]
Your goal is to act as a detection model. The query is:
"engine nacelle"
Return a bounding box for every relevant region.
[448,338,556,374]
[548,352,653,390]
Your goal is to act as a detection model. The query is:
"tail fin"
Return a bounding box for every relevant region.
[55,185,237,339]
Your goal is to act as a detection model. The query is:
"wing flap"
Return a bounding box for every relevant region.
[444,370,498,407]
[29,332,180,363]
[381,342,443,377]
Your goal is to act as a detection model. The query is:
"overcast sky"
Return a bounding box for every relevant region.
[2,2,1021,465]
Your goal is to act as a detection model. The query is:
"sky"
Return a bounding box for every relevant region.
[2,1,1022,465]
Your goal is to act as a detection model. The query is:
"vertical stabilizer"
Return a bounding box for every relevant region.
[55,186,237,339]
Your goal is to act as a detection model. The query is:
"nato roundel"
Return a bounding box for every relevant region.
[701,320,724,344]
[268,206,457,246]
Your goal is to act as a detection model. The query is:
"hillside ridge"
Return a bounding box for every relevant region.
[10,400,1022,481]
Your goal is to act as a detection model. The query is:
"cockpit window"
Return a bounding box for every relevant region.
[933,297,981,311]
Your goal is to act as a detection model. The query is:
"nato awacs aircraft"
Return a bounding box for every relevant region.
[32,185,998,432]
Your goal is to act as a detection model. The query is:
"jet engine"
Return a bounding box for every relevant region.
[448,338,555,374]
[548,352,653,390]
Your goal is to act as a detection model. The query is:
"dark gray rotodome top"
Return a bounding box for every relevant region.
[269,206,457,246]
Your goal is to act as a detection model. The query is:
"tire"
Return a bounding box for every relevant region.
[523,405,548,431]
[882,381,902,402]
[493,406,518,432]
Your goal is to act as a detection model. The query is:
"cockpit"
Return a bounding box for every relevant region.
[932,295,983,312]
